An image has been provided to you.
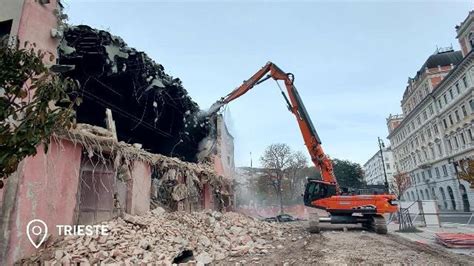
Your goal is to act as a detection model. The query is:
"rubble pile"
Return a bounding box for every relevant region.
[20,210,287,265]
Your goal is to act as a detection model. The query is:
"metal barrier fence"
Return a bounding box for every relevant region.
[388,200,474,227]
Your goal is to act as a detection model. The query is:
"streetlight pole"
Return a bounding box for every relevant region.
[378,137,389,193]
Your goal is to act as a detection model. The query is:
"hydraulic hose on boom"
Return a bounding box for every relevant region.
[209,62,340,193]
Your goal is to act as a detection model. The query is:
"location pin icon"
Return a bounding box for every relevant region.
[26,219,48,249]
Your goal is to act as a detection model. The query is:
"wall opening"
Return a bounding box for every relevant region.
[76,155,116,225]
[0,19,13,40]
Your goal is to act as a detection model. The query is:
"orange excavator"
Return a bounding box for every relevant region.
[208,62,397,234]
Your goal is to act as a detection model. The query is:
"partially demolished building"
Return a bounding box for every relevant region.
[0,0,234,264]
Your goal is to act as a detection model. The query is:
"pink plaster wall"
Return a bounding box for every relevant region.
[0,178,5,208]
[128,161,151,215]
[17,0,59,61]
[5,140,82,264]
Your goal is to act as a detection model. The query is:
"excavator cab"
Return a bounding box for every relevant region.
[303,179,337,207]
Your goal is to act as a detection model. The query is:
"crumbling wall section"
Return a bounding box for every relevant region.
[129,161,151,215]
[59,124,229,212]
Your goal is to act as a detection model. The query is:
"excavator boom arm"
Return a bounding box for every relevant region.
[212,62,340,192]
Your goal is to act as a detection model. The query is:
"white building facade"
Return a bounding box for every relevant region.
[363,147,395,186]
[386,11,474,211]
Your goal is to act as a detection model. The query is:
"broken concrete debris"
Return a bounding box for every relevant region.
[19,210,287,265]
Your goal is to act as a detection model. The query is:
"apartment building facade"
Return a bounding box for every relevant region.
[386,11,474,211]
[363,147,395,186]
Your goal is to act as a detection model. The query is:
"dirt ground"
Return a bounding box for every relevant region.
[221,222,474,265]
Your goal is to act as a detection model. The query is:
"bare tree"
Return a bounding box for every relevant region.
[260,143,293,214]
[390,172,412,200]
[287,151,308,201]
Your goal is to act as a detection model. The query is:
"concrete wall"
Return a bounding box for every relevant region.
[1,140,82,265]
[210,115,235,210]
[214,115,235,179]
[17,0,60,60]
[0,0,25,38]
[128,161,151,215]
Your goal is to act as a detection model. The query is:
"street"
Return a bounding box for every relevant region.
[223,222,474,265]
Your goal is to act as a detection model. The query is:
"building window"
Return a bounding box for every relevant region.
[437,143,443,156]
[428,169,432,178]
[462,76,468,88]
[447,138,453,151]
[469,129,474,141]
[386,163,390,170]
[434,124,439,134]
[460,132,466,145]
[447,186,456,210]
[0,19,13,40]
[423,111,427,120]
[470,100,474,113]
[435,167,440,178]
[442,165,448,176]
[439,187,447,209]
[438,99,442,109]
[421,171,426,180]
[453,136,459,148]
[470,32,474,48]
[448,114,454,125]
[455,110,460,122]
[455,83,461,94]
[416,173,420,183]
[449,88,454,99]
[443,94,448,105]
[443,119,448,129]
[429,104,434,115]
[462,105,467,117]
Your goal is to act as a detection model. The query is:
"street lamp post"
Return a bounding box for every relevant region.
[378,137,389,193]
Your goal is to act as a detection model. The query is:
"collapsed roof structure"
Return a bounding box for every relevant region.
[58,25,211,162]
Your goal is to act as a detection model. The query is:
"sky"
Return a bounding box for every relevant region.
[63,0,473,167]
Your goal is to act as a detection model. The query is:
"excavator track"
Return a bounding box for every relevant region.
[363,215,387,234]
[373,215,388,234]
[308,212,320,233]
